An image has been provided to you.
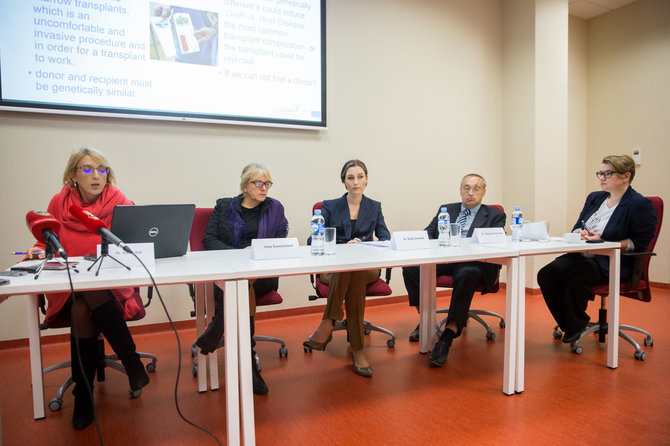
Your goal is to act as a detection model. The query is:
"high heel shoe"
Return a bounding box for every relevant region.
[351,353,372,378]
[303,333,333,351]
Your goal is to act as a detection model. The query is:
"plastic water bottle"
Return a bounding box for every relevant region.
[511,206,523,242]
[437,207,450,247]
[310,209,325,256]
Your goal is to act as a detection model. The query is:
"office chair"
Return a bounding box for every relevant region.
[188,207,287,376]
[553,196,663,360]
[305,202,396,352]
[39,290,157,412]
[435,204,506,341]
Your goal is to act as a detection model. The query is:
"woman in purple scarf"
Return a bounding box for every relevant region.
[197,163,289,395]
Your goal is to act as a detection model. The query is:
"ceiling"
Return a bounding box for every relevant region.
[569,0,639,20]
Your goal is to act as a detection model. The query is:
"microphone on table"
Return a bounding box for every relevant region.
[69,204,133,253]
[25,210,68,259]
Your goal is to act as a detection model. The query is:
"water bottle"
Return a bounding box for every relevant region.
[511,206,523,242]
[310,209,325,256]
[437,207,450,247]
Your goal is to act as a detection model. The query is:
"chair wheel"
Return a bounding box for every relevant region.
[644,337,653,347]
[364,328,371,335]
[146,361,156,373]
[48,398,62,412]
[387,339,395,348]
[303,345,312,353]
[486,331,496,341]
[130,388,142,398]
[634,351,646,361]
[553,330,563,340]
[191,347,197,358]
[192,365,198,377]
[279,347,288,358]
[499,321,505,329]
[572,345,583,354]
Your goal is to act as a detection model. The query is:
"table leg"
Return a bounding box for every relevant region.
[218,280,240,446]
[511,256,523,394]
[27,294,45,419]
[194,282,208,392]
[607,248,620,369]
[235,280,256,446]
[418,263,436,354]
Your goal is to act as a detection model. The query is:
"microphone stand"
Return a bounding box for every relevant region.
[33,244,54,280]
[87,237,130,276]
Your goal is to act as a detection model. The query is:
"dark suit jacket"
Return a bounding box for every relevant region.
[423,202,507,291]
[319,194,390,244]
[424,203,506,238]
[572,187,656,279]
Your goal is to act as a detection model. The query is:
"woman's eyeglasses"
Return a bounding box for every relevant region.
[595,170,615,179]
[249,180,273,189]
[77,165,109,175]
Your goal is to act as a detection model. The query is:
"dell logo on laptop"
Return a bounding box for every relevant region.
[148,227,159,237]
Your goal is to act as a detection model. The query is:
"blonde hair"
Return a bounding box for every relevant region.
[602,155,635,183]
[240,163,272,192]
[62,147,116,187]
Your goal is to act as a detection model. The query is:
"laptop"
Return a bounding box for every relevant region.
[110,204,196,258]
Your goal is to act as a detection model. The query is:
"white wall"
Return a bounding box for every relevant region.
[1,0,667,342]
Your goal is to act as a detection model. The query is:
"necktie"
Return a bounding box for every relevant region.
[457,209,471,234]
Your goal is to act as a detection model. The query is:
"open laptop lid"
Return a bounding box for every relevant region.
[110,204,195,258]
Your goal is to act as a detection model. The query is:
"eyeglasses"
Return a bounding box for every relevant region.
[461,186,483,193]
[595,170,615,179]
[77,165,109,175]
[249,180,273,189]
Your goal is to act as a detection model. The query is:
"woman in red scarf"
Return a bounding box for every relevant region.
[20,148,148,430]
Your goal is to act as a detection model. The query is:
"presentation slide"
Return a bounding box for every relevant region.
[0,0,325,128]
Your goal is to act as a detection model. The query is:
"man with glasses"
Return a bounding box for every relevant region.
[402,173,506,367]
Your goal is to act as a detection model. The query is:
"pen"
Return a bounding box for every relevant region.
[581,220,592,236]
[10,251,44,255]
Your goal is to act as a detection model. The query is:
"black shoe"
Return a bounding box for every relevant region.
[409,324,420,342]
[252,367,268,395]
[562,331,582,344]
[123,357,150,392]
[72,390,95,429]
[196,317,224,355]
[429,339,452,367]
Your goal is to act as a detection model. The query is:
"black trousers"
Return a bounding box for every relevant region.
[537,253,608,336]
[402,262,500,337]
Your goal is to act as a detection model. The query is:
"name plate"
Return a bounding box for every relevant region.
[95,242,155,268]
[390,231,430,250]
[251,238,300,260]
[470,227,507,244]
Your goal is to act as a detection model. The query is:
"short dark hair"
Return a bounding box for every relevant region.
[340,159,368,183]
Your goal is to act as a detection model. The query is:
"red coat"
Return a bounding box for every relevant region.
[35,185,145,328]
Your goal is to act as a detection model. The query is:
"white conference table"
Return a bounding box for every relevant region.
[0,238,621,445]
[510,238,621,394]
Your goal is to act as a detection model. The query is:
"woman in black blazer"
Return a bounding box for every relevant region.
[304,159,390,377]
[538,155,657,344]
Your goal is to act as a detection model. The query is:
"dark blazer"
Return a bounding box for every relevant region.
[424,203,506,239]
[319,194,390,244]
[572,187,656,279]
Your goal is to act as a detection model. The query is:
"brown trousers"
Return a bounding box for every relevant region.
[320,269,380,350]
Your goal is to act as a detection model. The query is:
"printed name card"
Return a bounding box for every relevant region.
[95,242,155,269]
[470,228,507,244]
[390,231,430,251]
[251,238,300,260]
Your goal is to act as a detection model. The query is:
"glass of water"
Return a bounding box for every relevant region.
[324,227,336,255]
[449,223,461,246]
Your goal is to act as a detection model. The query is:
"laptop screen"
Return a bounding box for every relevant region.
[110,204,195,258]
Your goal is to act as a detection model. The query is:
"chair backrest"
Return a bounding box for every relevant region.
[635,196,664,298]
[489,204,504,214]
[190,208,214,252]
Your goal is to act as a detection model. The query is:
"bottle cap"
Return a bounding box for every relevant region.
[314,209,321,215]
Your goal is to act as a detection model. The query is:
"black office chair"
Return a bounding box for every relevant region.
[39,289,157,412]
[554,196,663,360]
[305,201,396,351]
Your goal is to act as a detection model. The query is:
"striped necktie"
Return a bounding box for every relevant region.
[456,208,471,233]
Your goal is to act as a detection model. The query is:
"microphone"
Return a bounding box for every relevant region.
[69,205,133,253]
[25,210,68,259]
